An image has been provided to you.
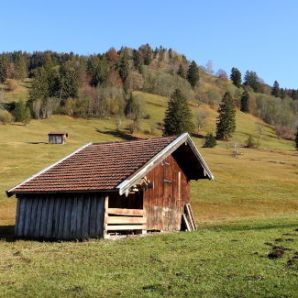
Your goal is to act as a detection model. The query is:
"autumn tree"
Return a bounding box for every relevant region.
[139,44,152,65]
[163,89,194,136]
[187,61,199,88]
[230,67,242,87]
[216,92,236,140]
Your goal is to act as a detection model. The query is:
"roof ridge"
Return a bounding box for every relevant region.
[92,135,177,146]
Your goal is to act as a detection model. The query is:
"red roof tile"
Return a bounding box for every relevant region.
[10,136,177,194]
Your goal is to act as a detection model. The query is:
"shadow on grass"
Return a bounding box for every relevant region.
[203,221,298,233]
[0,225,15,242]
[25,142,48,145]
[96,129,141,141]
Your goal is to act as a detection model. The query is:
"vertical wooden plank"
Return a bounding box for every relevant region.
[14,197,21,236]
[57,198,66,239]
[76,196,83,240]
[70,196,78,239]
[40,197,49,238]
[33,198,42,238]
[95,196,104,238]
[89,195,97,237]
[63,197,72,240]
[82,195,91,240]
[46,197,54,239]
[53,197,61,239]
[29,197,38,237]
[103,196,109,239]
[23,198,32,237]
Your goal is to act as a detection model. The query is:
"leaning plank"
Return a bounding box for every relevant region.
[107,208,144,216]
[107,216,146,225]
[186,203,197,230]
[182,214,191,231]
[107,224,146,231]
[185,204,195,231]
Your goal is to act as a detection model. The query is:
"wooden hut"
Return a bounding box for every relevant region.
[48,132,68,144]
[7,133,213,240]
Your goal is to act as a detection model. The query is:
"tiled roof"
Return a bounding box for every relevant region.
[9,136,177,194]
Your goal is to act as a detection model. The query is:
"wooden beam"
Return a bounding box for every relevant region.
[107,224,146,231]
[103,196,109,239]
[107,216,146,225]
[107,208,144,216]
[182,214,191,231]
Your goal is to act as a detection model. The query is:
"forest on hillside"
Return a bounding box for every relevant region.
[0,45,297,141]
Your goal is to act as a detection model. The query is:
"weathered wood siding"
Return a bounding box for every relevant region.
[15,194,105,240]
[143,154,190,231]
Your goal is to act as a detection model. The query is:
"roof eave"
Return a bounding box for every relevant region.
[117,133,214,196]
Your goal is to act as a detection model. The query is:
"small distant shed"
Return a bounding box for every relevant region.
[48,132,68,144]
[7,133,214,240]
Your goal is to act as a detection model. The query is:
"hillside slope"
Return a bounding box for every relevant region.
[0,91,297,225]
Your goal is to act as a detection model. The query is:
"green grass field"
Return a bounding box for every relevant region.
[0,90,297,297]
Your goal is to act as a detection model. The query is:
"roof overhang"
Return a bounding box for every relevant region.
[116,133,214,196]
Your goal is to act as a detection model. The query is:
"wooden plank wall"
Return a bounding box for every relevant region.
[143,154,190,232]
[15,194,105,240]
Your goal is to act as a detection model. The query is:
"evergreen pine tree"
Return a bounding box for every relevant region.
[0,55,8,83]
[163,89,194,136]
[244,71,260,92]
[240,89,250,112]
[118,55,130,83]
[271,80,280,97]
[60,63,79,99]
[203,133,217,148]
[216,92,236,140]
[187,61,199,88]
[230,67,242,87]
[177,64,186,78]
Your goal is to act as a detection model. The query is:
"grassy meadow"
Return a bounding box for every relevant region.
[0,90,297,297]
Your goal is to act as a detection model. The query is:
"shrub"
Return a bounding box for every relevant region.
[5,79,18,91]
[0,109,12,124]
[203,133,217,148]
[14,100,31,124]
[244,134,259,148]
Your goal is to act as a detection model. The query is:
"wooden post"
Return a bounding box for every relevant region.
[103,196,109,239]
[142,209,147,235]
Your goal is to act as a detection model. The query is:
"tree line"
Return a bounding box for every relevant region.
[0,46,297,148]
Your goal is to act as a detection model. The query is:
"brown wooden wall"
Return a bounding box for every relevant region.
[15,194,105,240]
[143,154,190,231]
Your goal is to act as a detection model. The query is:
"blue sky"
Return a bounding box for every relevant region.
[1,0,297,88]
